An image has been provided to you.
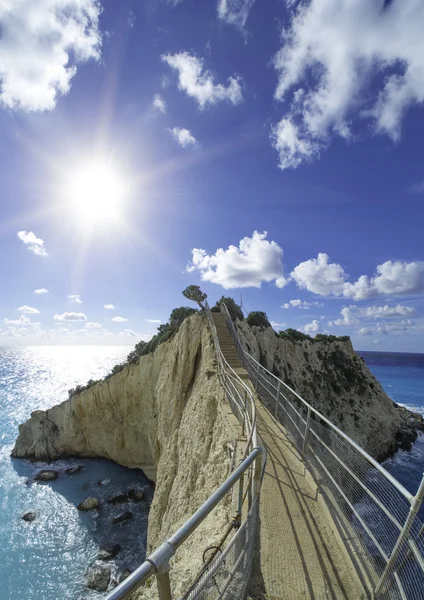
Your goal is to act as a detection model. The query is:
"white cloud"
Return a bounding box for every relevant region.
[0,0,101,112]
[152,94,167,114]
[356,328,372,336]
[282,299,323,310]
[85,322,101,328]
[104,304,116,309]
[344,261,424,300]
[292,254,424,300]
[329,307,359,327]
[187,231,287,289]
[301,319,321,336]
[271,119,318,171]
[272,0,424,169]
[364,304,416,319]
[162,52,243,109]
[17,305,40,314]
[377,320,415,335]
[170,127,198,148]
[121,328,137,337]
[3,315,32,326]
[68,294,82,304]
[146,319,161,323]
[271,321,286,330]
[127,9,136,28]
[34,288,48,295]
[111,316,129,322]
[54,312,87,321]
[161,74,171,89]
[291,253,347,296]
[217,0,255,31]
[17,231,47,256]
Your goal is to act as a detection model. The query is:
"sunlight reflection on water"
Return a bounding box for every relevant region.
[0,346,152,600]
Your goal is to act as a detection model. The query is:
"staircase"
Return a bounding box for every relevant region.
[212,312,249,380]
[213,310,365,600]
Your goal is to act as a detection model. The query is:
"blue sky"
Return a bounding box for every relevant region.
[0,0,423,351]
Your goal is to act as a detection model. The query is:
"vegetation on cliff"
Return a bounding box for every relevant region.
[68,305,197,397]
[67,292,348,399]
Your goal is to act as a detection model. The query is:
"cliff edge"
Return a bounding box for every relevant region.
[12,314,238,597]
[237,319,423,461]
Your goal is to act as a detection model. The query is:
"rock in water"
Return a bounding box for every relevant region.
[35,469,58,482]
[119,569,132,583]
[21,511,36,522]
[112,511,133,525]
[86,564,111,592]
[78,497,100,511]
[106,493,129,505]
[128,488,144,502]
[98,544,121,560]
[66,465,83,475]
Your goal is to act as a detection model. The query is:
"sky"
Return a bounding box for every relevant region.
[0,0,423,351]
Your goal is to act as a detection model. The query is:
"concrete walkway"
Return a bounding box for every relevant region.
[213,313,365,600]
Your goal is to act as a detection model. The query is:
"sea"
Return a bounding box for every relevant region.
[0,346,152,600]
[0,347,423,600]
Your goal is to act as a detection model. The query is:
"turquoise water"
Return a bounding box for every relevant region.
[360,351,424,498]
[0,346,151,600]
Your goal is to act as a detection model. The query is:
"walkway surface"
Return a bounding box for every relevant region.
[213,313,365,600]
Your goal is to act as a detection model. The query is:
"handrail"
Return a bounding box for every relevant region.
[106,305,263,600]
[223,306,424,599]
[105,449,262,600]
[243,350,413,502]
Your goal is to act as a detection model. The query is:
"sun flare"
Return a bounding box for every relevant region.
[67,162,126,224]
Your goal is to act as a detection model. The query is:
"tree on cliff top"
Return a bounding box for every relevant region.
[182,285,207,309]
[246,311,271,329]
[211,296,244,321]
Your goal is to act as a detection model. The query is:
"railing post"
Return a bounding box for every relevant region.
[374,473,424,598]
[156,571,172,600]
[253,451,263,499]
[254,363,260,391]
[302,406,311,458]
[275,380,280,420]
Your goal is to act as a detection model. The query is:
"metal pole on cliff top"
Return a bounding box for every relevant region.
[374,473,424,597]
[302,407,311,458]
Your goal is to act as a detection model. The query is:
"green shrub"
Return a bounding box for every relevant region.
[246,311,271,328]
[69,306,198,399]
[214,296,244,321]
[278,328,313,342]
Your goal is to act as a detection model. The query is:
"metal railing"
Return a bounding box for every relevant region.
[105,306,264,600]
[221,302,424,600]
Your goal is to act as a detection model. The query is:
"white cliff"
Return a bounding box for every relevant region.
[12,314,238,597]
[236,320,423,461]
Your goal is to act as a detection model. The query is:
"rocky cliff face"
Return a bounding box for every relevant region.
[12,315,238,597]
[237,321,424,461]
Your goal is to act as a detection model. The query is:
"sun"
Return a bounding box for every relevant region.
[66,162,127,225]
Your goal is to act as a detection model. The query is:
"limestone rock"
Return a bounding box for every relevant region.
[66,465,83,475]
[78,497,100,511]
[35,469,58,482]
[112,511,132,525]
[11,315,235,599]
[128,488,144,502]
[119,569,132,583]
[98,544,121,560]
[86,563,111,592]
[106,493,129,505]
[21,511,36,522]
[236,319,420,461]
